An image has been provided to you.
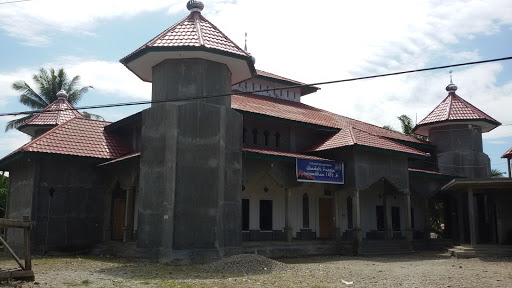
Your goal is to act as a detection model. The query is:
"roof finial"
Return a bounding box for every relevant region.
[187,0,204,13]
[56,89,68,99]
[446,70,458,93]
[244,32,248,51]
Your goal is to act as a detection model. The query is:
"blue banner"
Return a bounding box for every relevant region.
[296,158,344,184]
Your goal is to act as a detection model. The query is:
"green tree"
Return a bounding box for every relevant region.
[491,168,505,178]
[5,68,103,131]
[384,114,427,140]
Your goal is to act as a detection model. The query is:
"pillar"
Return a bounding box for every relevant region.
[383,194,392,240]
[334,190,341,240]
[352,190,362,255]
[508,158,511,178]
[424,197,430,240]
[457,194,465,244]
[123,186,136,242]
[102,185,113,241]
[284,188,293,242]
[468,188,477,247]
[404,191,413,242]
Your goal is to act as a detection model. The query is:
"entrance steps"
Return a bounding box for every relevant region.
[360,240,413,255]
[449,245,512,258]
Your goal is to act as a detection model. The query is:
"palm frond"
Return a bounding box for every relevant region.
[4,114,35,132]
[12,81,48,108]
[67,85,92,105]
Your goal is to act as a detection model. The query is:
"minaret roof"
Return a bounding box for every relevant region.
[412,92,501,136]
[18,92,84,137]
[120,1,255,84]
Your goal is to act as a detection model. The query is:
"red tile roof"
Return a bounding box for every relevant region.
[232,94,429,157]
[19,98,83,129]
[243,146,332,161]
[1,118,132,165]
[501,147,512,159]
[254,69,319,96]
[98,152,141,166]
[413,93,501,136]
[408,168,454,176]
[120,11,250,63]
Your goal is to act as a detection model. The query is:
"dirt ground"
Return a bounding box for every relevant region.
[0,251,511,288]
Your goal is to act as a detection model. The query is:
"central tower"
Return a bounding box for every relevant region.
[120,0,255,262]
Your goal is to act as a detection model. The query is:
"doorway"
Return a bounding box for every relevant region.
[392,206,400,231]
[319,198,334,239]
[112,198,126,241]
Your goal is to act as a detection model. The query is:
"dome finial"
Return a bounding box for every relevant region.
[446,70,458,93]
[56,89,68,99]
[187,0,204,12]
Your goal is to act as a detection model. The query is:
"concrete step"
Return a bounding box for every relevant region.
[449,245,512,258]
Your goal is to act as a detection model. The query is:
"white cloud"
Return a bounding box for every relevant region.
[0,117,31,157]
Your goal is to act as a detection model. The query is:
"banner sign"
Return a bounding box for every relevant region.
[296,158,344,184]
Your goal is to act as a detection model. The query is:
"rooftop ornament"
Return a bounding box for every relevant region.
[446,70,458,93]
[187,0,204,12]
[56,90,68,99]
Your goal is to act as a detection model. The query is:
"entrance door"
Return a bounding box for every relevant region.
[319,198,334,239]
[112,199,126,241]
[392,206,400,231]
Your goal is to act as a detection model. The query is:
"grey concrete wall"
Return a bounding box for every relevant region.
[353,149,409,191]
[5,158,38,248]
[495,191,512,244]
[429,125,490,178]
[33,158,103,251]
[152,59,231,107]
[138,58,242,262]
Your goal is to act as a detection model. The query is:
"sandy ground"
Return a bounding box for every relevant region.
[0,251,511,288]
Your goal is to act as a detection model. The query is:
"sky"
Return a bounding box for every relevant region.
[0,0,511,174]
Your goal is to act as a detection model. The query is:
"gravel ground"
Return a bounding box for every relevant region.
[0,251,511,287]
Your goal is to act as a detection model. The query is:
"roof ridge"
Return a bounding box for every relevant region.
[197,13,250,57]
[16,117,80,154]
[351,127,428,156]
[194,12,205,46]
[446,93,454,120]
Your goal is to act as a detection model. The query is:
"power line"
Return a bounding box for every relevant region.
[1,56,512,117]
[0,0,31,5]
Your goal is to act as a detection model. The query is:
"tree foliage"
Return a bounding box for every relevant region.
[6,68,103,131]
[491,168,505,178]
[384,114,427,140]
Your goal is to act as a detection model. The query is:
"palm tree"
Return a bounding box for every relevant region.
[384,114,427,140]
[5,68,103,131]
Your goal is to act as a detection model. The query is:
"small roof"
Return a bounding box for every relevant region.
[120,1,254,84]
[254,69,319,96]
[18,97,84,136]
[412,92,501,136]
[0,118,132,169]
[442,178,512,192]
[502,147,512,159]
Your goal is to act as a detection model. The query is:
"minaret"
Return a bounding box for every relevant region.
[412,72,501,178]
[120,0,255,262]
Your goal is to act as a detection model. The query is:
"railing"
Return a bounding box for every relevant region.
[0,216,34,283]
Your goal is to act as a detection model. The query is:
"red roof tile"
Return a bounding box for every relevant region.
[501,147,512,159]
[1,118,132,164]
[413,93,501,136]
[19,98,83,128]
[120,11,250,63]
[232,94,430,157]
[98,152,141,166]
[243,146,332,161]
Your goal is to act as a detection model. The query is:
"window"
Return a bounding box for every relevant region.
[275,132,280,148]
[264,130,269,146]
[347,196,353,229]
[252,129,258,145]
[242,199,249,231]
[376,206,384,231]
[392,207,400,231]
[259,200,273,231]
[243,127,247,143]
[302,193,310,228]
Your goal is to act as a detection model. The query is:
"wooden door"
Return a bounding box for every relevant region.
[112,199,126,241]
[319,198,334,239]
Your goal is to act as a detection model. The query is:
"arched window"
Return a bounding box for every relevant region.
[347,196,353,229]
[302,193,310,228]
[252,129,258,145]
[243,127,247,143]
[264,130,269,146]
[275,132,281,148]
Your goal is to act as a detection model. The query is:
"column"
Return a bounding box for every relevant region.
[508,158,511,178]
[404,190,413,242]
[123,186,136,242]
[352,190,362,255]
[334,190,341,240]
[284,188,293,242]
[468,188,477,247]
[102,186,113,241]
[457,194,465,243]
[383,194,392,240]
[424,197,430,240]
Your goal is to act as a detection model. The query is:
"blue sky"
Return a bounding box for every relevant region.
[0,0,511,175]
